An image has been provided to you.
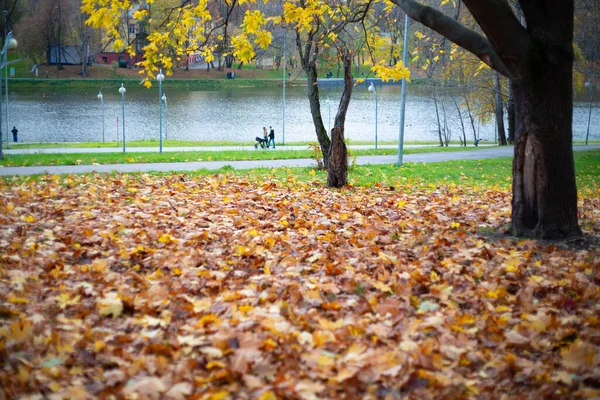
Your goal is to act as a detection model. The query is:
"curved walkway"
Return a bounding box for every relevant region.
[0,145,597,177]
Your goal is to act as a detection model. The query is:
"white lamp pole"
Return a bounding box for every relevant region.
[397,13,410,166]
[119,83,126,153]
[162,93,167,140]
[157,69,165,153]
[368,82,378,150]
[327,97,331,134]
[0,31,16,159]
[282,29,286,146]
[97,91,104,143]
[585,79,594,145]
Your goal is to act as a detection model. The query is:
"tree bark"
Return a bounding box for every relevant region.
[462,87,478,145]
[511,24,581,238]
[494,72,507,145]
[393,0,582,239]
[327,51,353,188]
[327,127,348,187]
[507,79,515,143]
[297,31,331,168]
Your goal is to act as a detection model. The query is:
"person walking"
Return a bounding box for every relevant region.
[268,126,275,149]
[11,126,18,143]
[263,127,268,145]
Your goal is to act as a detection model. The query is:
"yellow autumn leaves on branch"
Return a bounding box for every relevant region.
[82,0,412,86]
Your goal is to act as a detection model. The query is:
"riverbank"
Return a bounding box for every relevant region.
[8,62,426,89]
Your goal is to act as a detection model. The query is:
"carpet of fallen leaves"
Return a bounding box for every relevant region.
[1,173,599,400]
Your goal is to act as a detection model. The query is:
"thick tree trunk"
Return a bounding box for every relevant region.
[494,72,507,145]
[507,79,516,143]
[327,127,348,187]
[511,18,581,238]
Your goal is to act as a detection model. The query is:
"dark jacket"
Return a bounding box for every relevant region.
[269,129,275,139]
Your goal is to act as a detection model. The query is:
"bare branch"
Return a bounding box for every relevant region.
[390,0,513,78]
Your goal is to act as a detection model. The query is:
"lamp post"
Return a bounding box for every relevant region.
[119,83,126,153]
[157,69,165,153]
[3,10,9,150]
[98,91,104,143]
[282,29,286,146]
[0,31,16,160]
[368,82,378,150]
[397,13,410,166]
[162,93,168,140]
[585,79,594,145]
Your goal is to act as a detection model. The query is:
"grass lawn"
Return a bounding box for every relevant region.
[0,151,598,398]
[0,145,500,167]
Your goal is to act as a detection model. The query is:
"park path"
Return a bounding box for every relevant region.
[3,143,493,155]
[0,145,597,177]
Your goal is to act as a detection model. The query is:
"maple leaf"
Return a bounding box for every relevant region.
[0,320,33,344]
[97,292,123,317]
[561,342,597,370]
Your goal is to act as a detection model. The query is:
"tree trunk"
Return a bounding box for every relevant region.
[297,31,331,168]
[451,92,467,146]
[494,72,507,145]
[507,79,515,143]
[462,87,478,145]
[328,127,348,187]
[511,43,581,238]
[305,61,331,169]
[327,52,353,188]
[431,84,443,147]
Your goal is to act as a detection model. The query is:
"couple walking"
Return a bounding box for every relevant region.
[263,126,275,148]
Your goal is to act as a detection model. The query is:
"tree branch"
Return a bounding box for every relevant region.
[390,0,513,78]
[462,0,529,66]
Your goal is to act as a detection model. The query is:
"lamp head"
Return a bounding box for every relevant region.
[162,94,167,101]
[585,80,592,88]
[97,91,103,100]
[368,82,374,92]
[157,69,165,82]
[7,37,17,50]
[119,83,126,94]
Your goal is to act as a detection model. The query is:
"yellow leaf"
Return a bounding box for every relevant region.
[259,391,278,400]
[8,294,29,304]
[97,292,123,318]
[0,320,33,343]
[23,215,35,223]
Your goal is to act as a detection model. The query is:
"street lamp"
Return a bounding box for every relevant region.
[162,93,168,140]
[282,28,286,146]
[368,82,378,150]
[585,79,594,145]
[98,91,105,143]
[0,31,16,160]
[3,10,11,150]
[157,69,165,153]
[118,83,126,153]
[397,12,410,166]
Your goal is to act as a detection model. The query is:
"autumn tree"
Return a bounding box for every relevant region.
[83,0,408,188]
[391,0,582,239]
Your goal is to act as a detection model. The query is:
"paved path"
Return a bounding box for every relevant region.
[0,145,597,177]
[3,143,495,155]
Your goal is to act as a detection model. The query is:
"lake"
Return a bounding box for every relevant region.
[4,82,598,144]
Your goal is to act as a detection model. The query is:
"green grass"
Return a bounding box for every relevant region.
[0,145,497,167]
[125,149,600,192]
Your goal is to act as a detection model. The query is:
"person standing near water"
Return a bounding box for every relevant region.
[11,126,18,143]
[268,126,275,148]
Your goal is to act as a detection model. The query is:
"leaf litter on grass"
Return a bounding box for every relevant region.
[0,173,599,399]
